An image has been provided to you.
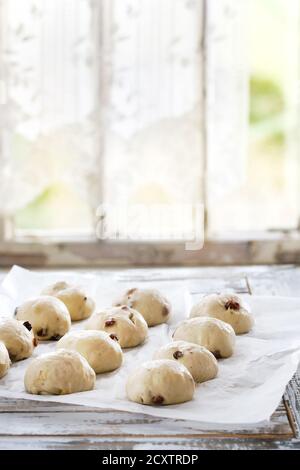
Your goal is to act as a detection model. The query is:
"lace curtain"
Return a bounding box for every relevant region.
[205,0,248,201]
[0,0,102,216]
[0,0,247,235]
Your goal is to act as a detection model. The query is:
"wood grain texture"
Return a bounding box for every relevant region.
[0,436,299,450]
[0,406,292,437]
[0,265,299,450]
[2,236,300,266]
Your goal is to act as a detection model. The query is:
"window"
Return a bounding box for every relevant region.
[0,0,204,241]
[0,0,299,265]
[207,0,300,235]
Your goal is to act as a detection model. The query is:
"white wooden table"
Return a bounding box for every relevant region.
[0,265,300,450]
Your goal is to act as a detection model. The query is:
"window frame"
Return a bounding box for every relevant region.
[1,0,300,267]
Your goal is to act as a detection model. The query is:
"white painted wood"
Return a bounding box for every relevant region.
[0,436,299,450]
[0,408,291,437]
[1,236,300,267]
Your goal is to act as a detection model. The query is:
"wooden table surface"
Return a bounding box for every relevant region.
[0,265,300,450]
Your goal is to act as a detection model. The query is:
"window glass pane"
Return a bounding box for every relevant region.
[0,0,98,233]
[1,0,204,240]
[101,0,204,240]
[208,0,300,234]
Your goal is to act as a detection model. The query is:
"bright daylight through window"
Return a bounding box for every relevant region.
[0,0,299,241]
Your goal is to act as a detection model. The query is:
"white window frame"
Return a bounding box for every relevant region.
[0,0,300,267]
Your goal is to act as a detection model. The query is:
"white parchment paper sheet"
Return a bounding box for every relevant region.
[0,265,300,424]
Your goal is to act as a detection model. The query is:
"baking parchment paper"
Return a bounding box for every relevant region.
[0,265,300,424]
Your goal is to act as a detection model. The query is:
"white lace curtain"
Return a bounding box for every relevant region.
[0,0,102,215]
[0,0,247,232]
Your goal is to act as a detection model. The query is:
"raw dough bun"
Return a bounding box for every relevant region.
[0,318,36,361]
[114,288,171,326]
[24,349,95,395]
[15,296,71,341]
[154,340,218,383]
[42,281,95,321]
[190,293,254,334]
[126,359,195,405]
[57,330,123,374]
[0,341,10,378]
[173,317,235,359]
[85,306,148,348]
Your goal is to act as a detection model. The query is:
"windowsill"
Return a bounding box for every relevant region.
[0,231,300,267]
[11,226,300,243]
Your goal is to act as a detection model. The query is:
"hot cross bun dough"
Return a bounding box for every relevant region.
[85,306,148,348]
[24,349,96,395]
[56,330,123,374]
[41,281,95,321]
[190,293,254,335]
[114,288,171,327]
[15,296,71,341]
[173,317,235,359]
[0,341,10,378]
[0,318,36,361]
[126,359,195,405]
[154,341,218,383]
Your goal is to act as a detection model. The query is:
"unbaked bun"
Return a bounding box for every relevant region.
[0,341,10,378]
[57,330,123,374]
[0,318,37,361]
[85,305,148,348]
[154,340,218,383]
[42,281,95,321]
[126,359,195,405]
[15,296,71,341]
[24,349,95,395]
[114,288,171,326]
[173,317,235,359]
[190,293,254,334]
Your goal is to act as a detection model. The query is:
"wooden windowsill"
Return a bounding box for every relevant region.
[0,232,300,267]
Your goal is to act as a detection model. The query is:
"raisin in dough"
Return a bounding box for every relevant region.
[85,306,148,348]
[57,330,123,374]
[126,359,195,405]
[24,349,96,395]
[154,340,218,383]
[114,288,171,326]
[15,296,71,341]
[0,318,36,361]
[42,281,95,321]
[0,341,10,378]
[190,293,254,335]
[173,317,235,359]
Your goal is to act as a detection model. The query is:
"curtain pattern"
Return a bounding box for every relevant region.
[0,0,205,225]
[0,0,101,215]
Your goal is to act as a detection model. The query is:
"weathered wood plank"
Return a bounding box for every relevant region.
[1,264,296,284]
[0,436,299,450]
[0,397,291,437]
[247,266,300,297]
[0,408,292,437]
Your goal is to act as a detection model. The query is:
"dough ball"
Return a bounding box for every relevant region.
[190,293,254,334]
[57,330,123,374]
[154,340,218,383]
[24,349,95,395]
[126,359,195,405]
[0,318,37,361]
[0,341,10,378]
[42,282,95,321]
[114,288,171,326]
[85,305,148,348]
[15,296,71,341]
[173,317,235,359]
